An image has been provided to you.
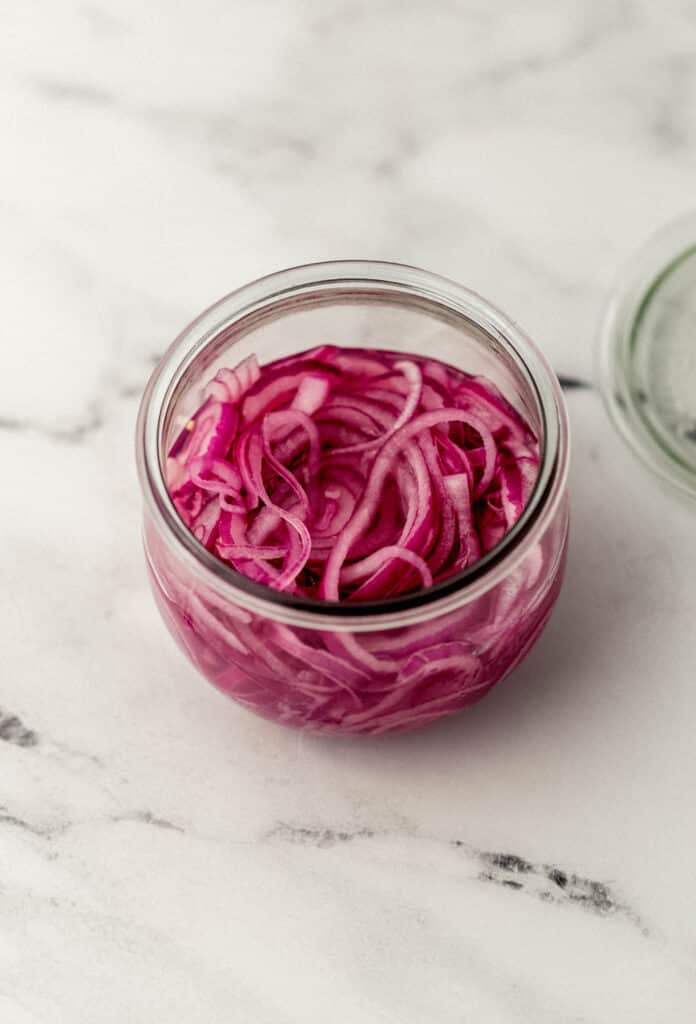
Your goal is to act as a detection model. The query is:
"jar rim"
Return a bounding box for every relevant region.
[136,260,570,631]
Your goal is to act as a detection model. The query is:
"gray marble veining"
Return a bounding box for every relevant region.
[2,2,696,1021]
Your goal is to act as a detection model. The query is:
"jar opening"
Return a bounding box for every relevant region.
[137,260,569,628]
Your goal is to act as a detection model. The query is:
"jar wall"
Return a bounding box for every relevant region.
[143,493,568,736]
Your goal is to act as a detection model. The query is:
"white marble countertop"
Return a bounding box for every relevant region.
[3,2,696,1020]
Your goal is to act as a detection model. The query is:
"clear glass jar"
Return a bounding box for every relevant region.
[136,261,570,736]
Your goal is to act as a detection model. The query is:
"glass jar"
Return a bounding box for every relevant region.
[136,261,570,736]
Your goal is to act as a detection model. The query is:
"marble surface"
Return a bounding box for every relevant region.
[3,2,696,1020]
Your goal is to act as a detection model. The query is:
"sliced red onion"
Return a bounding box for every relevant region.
[167,347,540,603]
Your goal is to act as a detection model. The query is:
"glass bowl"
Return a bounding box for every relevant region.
[136,261,570,736]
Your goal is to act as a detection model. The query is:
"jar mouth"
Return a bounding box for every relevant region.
[136,260,569,629]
